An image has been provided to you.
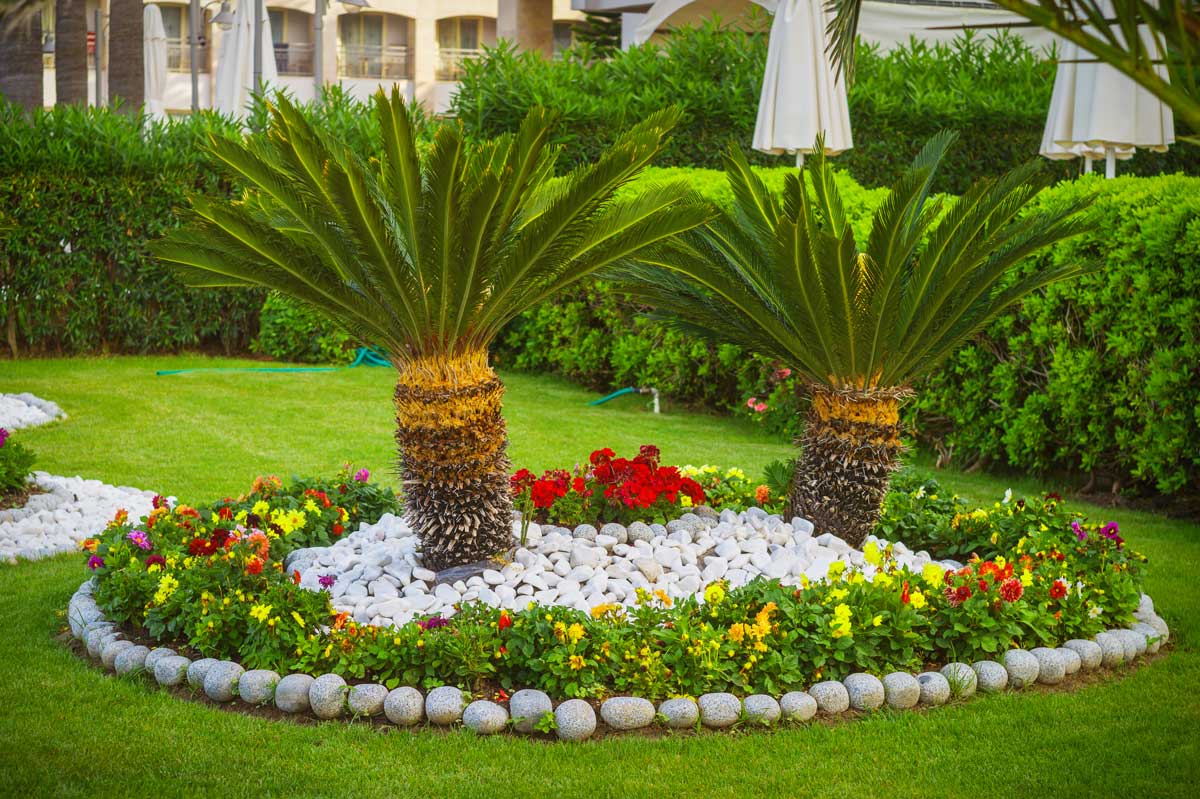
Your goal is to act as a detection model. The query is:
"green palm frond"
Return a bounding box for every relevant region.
[151,90,713,365]
[616,134,1093,391]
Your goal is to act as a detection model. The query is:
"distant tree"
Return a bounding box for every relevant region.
[575,12,621,57]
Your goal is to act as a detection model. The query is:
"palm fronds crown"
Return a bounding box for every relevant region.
[152,90,711,363]
[619,132,1094,390]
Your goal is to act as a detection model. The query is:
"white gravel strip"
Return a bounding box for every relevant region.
[0,472,160,563]
[286,508,955,629]
[0,393,66,430]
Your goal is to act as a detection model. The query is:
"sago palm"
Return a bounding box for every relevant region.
[619,133,1093,546]
[152,91,710,569]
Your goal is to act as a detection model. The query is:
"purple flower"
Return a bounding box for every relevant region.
[353,468,370,483]
[417,615,449,631]
[318,574,336,589]
[126,530,152,550]
[87,555,104,570]
[1072,520,1087,542]
[1100,522,1124,548]
[0,427,8,448]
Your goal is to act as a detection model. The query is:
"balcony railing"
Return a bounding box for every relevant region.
[166,38,210,73]
[338,43,411,80]
[435,47,481,81]
[273,42,314,76]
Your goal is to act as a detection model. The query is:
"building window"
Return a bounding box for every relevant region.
[436,16,488,81]
[553,21,576,55]
[158,4,210,74]
[268,8,313,76]
[338,13,411,80]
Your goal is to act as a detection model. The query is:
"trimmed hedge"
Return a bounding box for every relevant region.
[911,175,1200,496]
[452,25,1199,194]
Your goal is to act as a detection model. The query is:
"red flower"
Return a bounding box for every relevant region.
[210,528,232,548]
[978,579,989,593]
[1049,579,1068,600]
[572,476,587,494]
[497,611,512,631]
[638,444,660,463]
[246,558,264,575]
[146,554,166,570]
[946,585,973,607]
[901,581,911,604]
[498,645,508,656]
[510,468,536,496]
[998,578,1023,602]
[217,505,234,520]
[589,447,616,466]
[188,537,215,556]
[530,479,563,509]
[293,569,302,585]
[332,523,344,536]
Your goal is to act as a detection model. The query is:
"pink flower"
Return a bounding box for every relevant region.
[87,555,105,570]
[353,468,370,482]
[774,367,792,381]
[753,402,768,413]
[745,397,758,410]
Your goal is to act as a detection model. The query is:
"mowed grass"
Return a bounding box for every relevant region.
[1,356,1198,798]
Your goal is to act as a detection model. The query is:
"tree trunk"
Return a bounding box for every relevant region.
[0,12,43,110]
[54,0,88,105]
[394,351,514,570]
[106,0,143,111]
[788,386,907,548]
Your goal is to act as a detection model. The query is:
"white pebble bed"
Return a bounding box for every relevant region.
[286,508,957,629]
[0,393,66,430]
[0,472,160,563]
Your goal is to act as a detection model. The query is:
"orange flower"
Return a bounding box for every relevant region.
[497,611,512,631]
[754,484,771,504]
[245,558,264,575]
[333,611,350,630]
[80,538,99,553]
[110,509,128,527]
[292,569,301,585]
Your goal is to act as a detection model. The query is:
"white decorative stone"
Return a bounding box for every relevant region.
[843,673,885,711]
[1002,650,1040,689]
[940,662,977,698]
[742,694,781,724]
[309,674,348,719]
[972,660,1008,693]
[1094,631,1126,668]
[809,680,851,714]
[600,696,656,730]
[509,689,553,733]
[555,698,597,741]
[463,700,508,734]
[383,687,425,726]
[113,645,150,677]
[780,691,818,721]
[274,673,316,713]
[881,672,920,708]
[154,655,191,687]
[1031,647,1066,685]
[1063,639,1103,670]
[658,697,699,728]
[203,661,244,702]
[916,672,951,706]
[1056,646,1082,675]
[347,683,388,716]
[238,670,280,705]
[698,692,741,728]
[425,685,466,725]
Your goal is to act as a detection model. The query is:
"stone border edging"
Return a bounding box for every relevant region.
[65,579,1172,741]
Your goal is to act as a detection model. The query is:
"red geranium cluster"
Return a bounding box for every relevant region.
[510,445,706,526]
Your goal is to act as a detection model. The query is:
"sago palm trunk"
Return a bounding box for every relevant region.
[788,386,907,548]
[394,351,514,570]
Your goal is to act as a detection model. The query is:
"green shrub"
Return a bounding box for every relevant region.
[453,25,1199,193]
[910,174,1200,496]
[0,428,35,498]
[253,295,355,364]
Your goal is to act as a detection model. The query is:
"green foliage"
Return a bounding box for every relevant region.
[910,174,1200,495]
[452,25,1200,193]
[154,92,709,362]
[0,429,35,497]
[253,294,355,364]
[616,136,1092,393]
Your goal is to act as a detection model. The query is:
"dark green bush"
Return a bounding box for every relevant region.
[253,294,355,364]
[0,428,36,498]
[453,25,1198,193]
[910,174,1200,496]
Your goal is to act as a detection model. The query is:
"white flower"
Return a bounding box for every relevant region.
[914,485,926,499]
[1003,488,1013,504]
[1088,604,1103,619]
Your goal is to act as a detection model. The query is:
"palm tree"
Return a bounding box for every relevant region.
[151,91,710,570]
[618,133,1093,547]
[0,6,42,110]
[824,0,1199,136]
[106,0,144,111]
[54,0,87,105]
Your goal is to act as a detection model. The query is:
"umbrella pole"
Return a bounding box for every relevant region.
[796,151,805,170]
[1083,156,1093,175]
[1105,147,1116,179]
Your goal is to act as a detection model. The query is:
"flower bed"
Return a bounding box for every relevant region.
[65,457,1172,739]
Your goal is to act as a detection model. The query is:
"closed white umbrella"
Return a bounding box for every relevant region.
[214,1,277,118]
[143,4,169,121]
[1041,1,1173,177]
[752,0,852,166]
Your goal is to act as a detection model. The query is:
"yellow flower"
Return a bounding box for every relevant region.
[567,623,585,644]
[728,623,746,643]
[874,572,893,588]
[653,589,673,607]
[703,582,726,605]
[828,587,849,602]
[251,500,270,518]
[152,574,179,605]
[827,561,846,580]
[304,498,319,514]
[553,621,567,641]
[833,603,852,621]
[291,611,305,627]
[568,654,586,670]
[872,614,883,627]
[591,603,620,619]
[922,562,945,589]
[863,541,882,566]
[910,591,927,610]
[1021,571,1034,587]
[249,603,272,622]
[753,641,768,653]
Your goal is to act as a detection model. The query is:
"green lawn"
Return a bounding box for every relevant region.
[1,356,1197,798]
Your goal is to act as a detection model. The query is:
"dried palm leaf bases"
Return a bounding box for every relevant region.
[617,133,1093,547]
[156,91,1091,567]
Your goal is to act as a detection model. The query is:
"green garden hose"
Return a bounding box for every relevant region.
[155,347,390,376]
